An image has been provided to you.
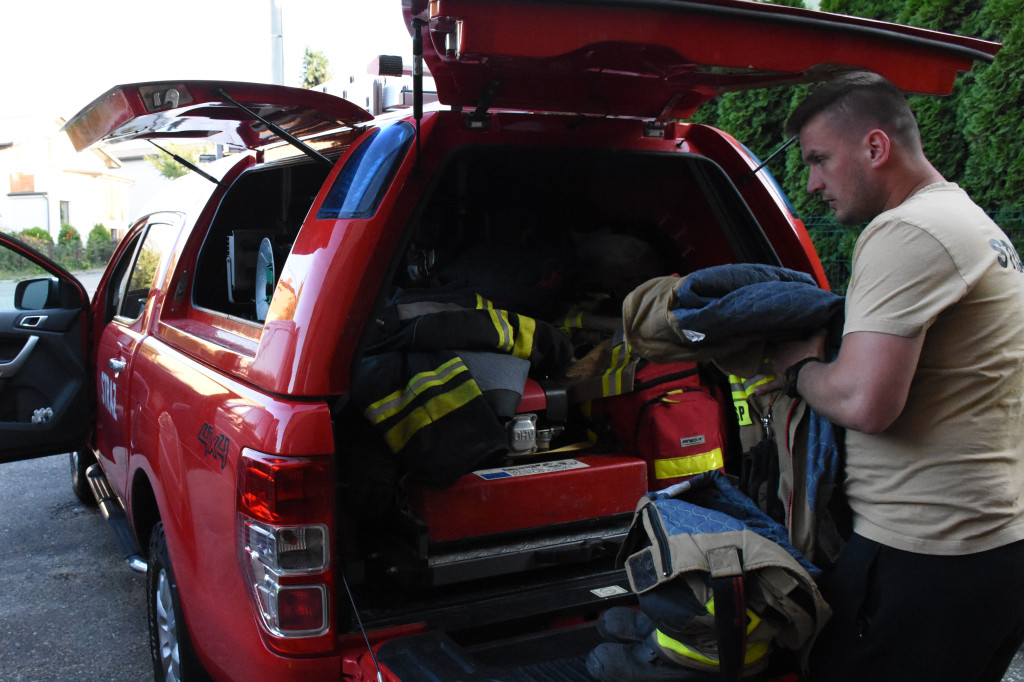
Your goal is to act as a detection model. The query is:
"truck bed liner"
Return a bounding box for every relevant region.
[377,624,603,681]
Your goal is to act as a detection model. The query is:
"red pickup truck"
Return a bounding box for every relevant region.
[0,1,996,680]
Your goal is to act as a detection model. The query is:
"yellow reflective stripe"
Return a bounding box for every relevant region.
[365,357,468,424]
[653,448,723,480]
[560,312,585,332]
[729,374,771,428]
[475,294,493,310]
[705,598,762,635]
[729,374,772,400]
[655,630,770,667]
[511,314,535,360]
[382,379,483,453]
[487,308,514,353]
[601,343,631,396]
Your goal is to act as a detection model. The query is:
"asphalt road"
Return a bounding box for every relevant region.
[0,454,151,682]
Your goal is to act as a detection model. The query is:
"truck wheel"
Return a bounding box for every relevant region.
[147,521,209,682]
[69,450,97,507]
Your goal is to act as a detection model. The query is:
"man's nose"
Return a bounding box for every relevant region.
[806,168,824,195]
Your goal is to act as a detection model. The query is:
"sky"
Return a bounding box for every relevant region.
[1,0,412,122]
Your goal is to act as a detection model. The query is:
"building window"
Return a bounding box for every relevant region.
[59,200,70,226]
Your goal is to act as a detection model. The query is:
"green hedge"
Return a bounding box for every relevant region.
[1,225,115,280]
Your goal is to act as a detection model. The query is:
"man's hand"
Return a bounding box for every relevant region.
[759,330,924,433]
[758,329,828,394]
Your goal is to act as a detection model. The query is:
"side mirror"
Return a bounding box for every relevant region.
[14,277,57,310]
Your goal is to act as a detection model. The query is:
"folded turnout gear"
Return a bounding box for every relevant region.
[604,470,831,681]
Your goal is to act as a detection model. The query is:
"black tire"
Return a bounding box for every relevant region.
[147,521,210,682]
[69,450,97,507]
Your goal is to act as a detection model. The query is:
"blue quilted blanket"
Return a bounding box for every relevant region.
[670,264,843,344]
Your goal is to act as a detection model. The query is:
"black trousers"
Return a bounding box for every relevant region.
[809,533,1024,682]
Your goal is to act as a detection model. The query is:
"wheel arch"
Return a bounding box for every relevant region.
[130,469,161,554]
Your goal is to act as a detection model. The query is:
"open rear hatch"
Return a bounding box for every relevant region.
[61,80,373,152]
[407,0,999,120]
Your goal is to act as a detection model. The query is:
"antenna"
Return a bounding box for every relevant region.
[341,571,384,682]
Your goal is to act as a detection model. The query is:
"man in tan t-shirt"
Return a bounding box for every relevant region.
[763,72,1024,681]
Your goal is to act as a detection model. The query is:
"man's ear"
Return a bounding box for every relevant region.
[865,129,891,167]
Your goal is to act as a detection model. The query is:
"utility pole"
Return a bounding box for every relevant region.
[270,0,284,85]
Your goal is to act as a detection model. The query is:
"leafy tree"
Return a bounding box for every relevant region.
[86,223,115,267]
[56,223,84,268]
[819,0,1022,212]
[301,47,332,88]
[689,1,813,214]
[820,0,898,20]
[959,0,1024,209]
[146,143,210,180]
[19,227,53,245]
[59,224,82,247]
[893,0,987,185]
[0,232,49,279]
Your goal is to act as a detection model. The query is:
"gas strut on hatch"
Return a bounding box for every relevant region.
[740,135,799,184]
[148,141,227,188]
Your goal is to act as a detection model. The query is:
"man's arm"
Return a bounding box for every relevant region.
[763,330,924,433]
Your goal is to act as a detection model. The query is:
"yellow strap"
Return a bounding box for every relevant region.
[653,448,723,480]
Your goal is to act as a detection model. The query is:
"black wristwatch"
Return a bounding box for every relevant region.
[783,357,821,399]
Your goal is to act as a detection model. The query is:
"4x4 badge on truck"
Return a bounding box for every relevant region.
[198,423,230,470]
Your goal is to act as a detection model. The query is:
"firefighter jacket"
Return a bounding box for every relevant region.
[352,291,573,487]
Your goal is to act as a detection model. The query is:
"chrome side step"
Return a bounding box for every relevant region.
[85,464,147,573]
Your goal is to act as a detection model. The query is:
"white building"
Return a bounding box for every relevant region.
[0,114,134,241]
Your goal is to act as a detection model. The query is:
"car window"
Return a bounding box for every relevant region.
[192,158,333,323]
[0,241,49,312]
[317,122,415,220]
[113,222,176,323]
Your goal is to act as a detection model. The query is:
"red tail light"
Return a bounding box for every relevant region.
[238,451,332,525]
[237,448,335,652]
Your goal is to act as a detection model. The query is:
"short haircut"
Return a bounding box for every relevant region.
[785,71,922,150]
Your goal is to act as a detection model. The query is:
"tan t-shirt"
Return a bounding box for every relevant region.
[843,182,1024,555]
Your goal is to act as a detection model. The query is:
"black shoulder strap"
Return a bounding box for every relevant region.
[707,546,746,682]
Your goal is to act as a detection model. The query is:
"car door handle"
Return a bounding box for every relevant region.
[19,315,48,329]
[108,358,127,372]
[0,335,39,379]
